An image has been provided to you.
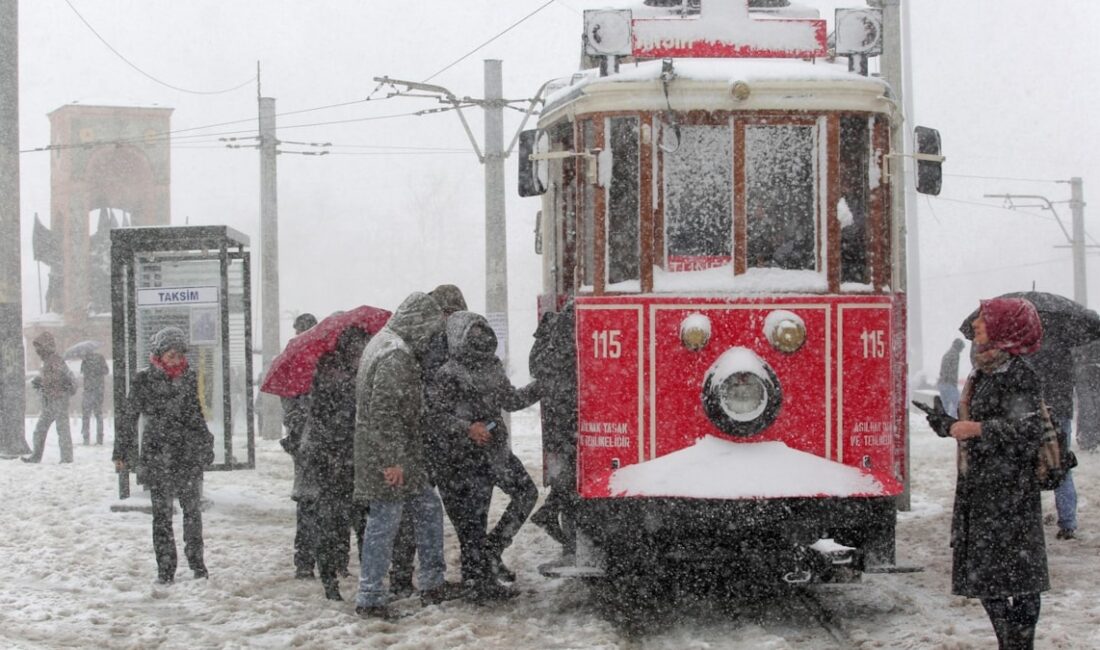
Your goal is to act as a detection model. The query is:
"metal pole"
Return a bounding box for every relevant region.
[484,60,510,370]
[0,0,29,457]
[1070,177,1088,307]
[258,96,283,439]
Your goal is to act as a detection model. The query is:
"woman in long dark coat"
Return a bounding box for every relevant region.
[114,327,214,585]
[947,298,1049,649]
[300,325,370,601]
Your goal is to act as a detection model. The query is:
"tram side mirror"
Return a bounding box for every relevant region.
[914,126,943,196]
[518,130,549,197]
[534,210,543,255]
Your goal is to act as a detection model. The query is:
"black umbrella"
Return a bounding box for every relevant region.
[959,291,1100,350]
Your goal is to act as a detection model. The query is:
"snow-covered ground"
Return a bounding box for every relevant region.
[1,409,1095,649]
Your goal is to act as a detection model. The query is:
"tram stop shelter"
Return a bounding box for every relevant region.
[110,226,255,494]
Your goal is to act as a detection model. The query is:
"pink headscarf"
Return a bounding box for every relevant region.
[978,297,1043,356]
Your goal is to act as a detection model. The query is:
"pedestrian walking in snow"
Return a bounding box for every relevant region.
[114,327,214,584]
[937,338,965,417]
[300,324,370,601]
[23,332,76,464]
[925,298,1049,649]
[425,310,541,601]
[80,350,109,446]
[352,292,462,619]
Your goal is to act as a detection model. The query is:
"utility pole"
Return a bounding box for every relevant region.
[483,60,510,367]
[985,179,1091,308]
[258,94,283,439]
[0,0,29,457]
[373,60,547,371]
[873,0,912,512]
[1070,177,1088,307]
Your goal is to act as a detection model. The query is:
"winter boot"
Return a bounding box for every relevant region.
[487,552,516,583]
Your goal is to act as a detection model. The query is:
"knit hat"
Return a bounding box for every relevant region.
[32,331,57,356]
[151,327,189,356]
[293,313,318,334]
[978,298,1043,356]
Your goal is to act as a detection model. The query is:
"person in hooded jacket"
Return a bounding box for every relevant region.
[24,331,76,463]
[352,292,462,619]
[528,302,578,554]
[926,298,1049,650]
[426,310,540,600]
[79,350,109,446]
[300,324,371,601]
[114,327,214,584]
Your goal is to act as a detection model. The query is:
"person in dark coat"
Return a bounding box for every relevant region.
[937,338,965,417]
[931,298,1049,649]
[1023,341,1079,540]
[426,310,540,600]
[389,284,467,597]
[353,292,461,619]
[301,325,370,601]
[80,350,109,445]
[114,327,214,584]
[23,331,76,464]
[528,302,578,554]
[282,312,320,580]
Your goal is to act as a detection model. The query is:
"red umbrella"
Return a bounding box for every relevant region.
[260,305,391,398]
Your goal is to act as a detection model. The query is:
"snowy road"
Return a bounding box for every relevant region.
[1,409,1095,649]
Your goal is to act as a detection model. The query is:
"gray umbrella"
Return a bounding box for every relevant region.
[63,340,102,359]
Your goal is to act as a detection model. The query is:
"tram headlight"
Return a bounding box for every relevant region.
[679,313,712,351]
[764,310,806,353]
[702,348,782,437]
[716,373,768,421]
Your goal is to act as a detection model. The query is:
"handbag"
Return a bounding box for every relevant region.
[1036,401,1078,491]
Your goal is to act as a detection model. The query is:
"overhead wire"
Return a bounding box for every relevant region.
[61,0,253,95]
[422,0,557,82]
[943,172,1064,184]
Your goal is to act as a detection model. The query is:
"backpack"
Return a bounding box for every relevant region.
[1036,401,1078,491]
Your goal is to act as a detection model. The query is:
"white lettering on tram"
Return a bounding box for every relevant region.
[579,420,631,448]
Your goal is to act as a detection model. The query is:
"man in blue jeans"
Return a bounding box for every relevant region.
[352,292,463,618]
[1054,418,1077,539]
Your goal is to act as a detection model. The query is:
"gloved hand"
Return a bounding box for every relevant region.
[913,397,957,438]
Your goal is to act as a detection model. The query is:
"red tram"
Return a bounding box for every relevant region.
[519,1,941,584]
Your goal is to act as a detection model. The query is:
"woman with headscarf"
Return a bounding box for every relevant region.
[931,298,1049,649]
[114,327,214,585]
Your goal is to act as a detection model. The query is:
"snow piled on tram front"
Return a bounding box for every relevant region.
[608,435,888,499]
[601,265,876,294]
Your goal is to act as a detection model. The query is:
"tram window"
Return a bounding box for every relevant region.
[839,116,870,284]
[664,125,733,271]
[580,120,596,288]
[745,125,816,271]
[607,117,640,285]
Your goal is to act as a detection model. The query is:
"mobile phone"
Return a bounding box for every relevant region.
[911,400,935,415]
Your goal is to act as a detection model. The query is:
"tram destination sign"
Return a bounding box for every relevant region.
[585,1,827,60]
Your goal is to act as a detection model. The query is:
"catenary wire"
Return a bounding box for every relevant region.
[61,0,253,95]
[422,0,556,82]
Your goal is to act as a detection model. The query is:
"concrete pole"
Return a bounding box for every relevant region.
[0,0,29,457]
[1070,177,1088,307]
[900,0,924,379]
[484,60,510,369]
[875,0,911,512]
[258,97,283,439]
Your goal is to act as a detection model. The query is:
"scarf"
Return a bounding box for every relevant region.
[150,353,189,380]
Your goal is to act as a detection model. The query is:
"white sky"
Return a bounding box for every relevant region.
[14,0,1100,378]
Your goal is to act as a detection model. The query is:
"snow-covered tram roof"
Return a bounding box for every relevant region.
[541,58,894,124]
